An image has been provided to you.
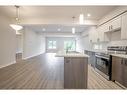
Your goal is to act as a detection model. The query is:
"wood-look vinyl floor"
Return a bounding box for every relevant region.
[0,53,122,89]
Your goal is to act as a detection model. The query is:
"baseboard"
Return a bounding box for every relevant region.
[0,61,16,69]
[16,51,22,54]
[22,52,44,60]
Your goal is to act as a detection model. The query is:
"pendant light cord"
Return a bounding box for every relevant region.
[72,16,75,24]
[15,5,20,24]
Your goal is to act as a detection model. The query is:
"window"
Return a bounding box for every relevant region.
[64,40,76,51]
[48,40,56,49]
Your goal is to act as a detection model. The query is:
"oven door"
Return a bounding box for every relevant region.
[95,55,109,76]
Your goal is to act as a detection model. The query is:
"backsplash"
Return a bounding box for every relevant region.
[92,40,127,50]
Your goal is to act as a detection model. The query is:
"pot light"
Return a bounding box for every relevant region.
[87,13,91,17]
[57,28,61,31]
[79,14,84,24]
[72,27,75,34]
[42,28,46,31]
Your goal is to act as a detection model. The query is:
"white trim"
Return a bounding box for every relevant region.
[0,61,16,69]
[22,52,44,60]
[16,51,22,54]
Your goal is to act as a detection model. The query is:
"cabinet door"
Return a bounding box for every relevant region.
[103,22,110,32]
[111,16,121,30]
[123,59,127,87]
[97,25,110,42]
[121,13,127,40]
[112,56,124,85]
[97,26,104,42]
[89,27,99,43]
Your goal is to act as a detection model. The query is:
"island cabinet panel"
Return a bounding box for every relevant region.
[64,57,88,89]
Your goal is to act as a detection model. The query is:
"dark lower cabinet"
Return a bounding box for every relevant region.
[112,56,127,88]
[84,50,95,68]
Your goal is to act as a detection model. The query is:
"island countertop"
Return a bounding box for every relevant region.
[55,51,89,58]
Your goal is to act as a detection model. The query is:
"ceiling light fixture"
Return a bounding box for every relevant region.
[42,28,46,31]
[72,27,75,34]
[10,6,23,32]
[87,13,91,17]
[57,28,61,31]
[79,14,84,24]
[72,16,76,34]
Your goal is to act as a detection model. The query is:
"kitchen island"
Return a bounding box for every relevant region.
[56,51,89,89]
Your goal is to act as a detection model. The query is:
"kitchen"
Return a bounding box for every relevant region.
[0,6,127,89]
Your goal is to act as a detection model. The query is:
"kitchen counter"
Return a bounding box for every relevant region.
[85,49,108,53]
[111,54,127,59]
[55,51,89,58]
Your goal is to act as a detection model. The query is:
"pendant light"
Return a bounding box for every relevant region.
[79,7,84,24]
[79,14,84,24]
[72,16,75,34]
[10,6,23,32]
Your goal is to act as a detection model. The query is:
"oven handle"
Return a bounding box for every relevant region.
[95,55,109,60]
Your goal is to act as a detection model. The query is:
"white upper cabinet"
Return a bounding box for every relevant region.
[95,15,122,42]
[89,27,99,43]
[110,16,121,31]
[121,12,127,40]
[104,16,121,32]
[97,25,110,42]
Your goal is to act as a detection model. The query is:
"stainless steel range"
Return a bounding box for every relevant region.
[95,46,127,80]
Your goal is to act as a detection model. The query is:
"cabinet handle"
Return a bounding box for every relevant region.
[109,26,110,30]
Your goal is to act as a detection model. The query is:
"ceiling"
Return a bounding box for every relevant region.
[0,6,118,33]
[23,24,89,33]
[0,6,117,21]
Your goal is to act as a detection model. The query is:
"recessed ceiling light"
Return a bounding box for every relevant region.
[87,13,91,17]
[57,28,61,31]
[42,28,46,31]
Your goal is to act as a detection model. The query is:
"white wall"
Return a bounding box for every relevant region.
[22,28,45,59]
[76,27,94,52]
[39,32,80,37]
[0,13,16,68]
[16,35,23,53]
[76,36,90,53]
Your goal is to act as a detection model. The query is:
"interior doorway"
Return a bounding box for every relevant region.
[16,34,23,63]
